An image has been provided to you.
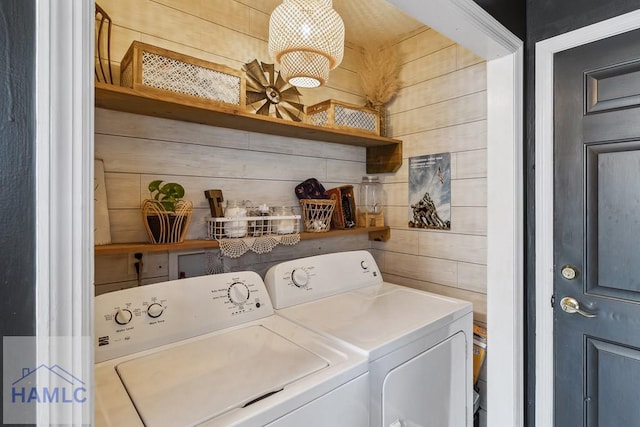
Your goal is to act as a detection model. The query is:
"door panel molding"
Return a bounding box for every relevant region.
[535,9,640,426]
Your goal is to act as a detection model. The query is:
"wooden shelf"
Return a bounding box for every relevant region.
[94,226,390,255]
[95,83,402,174]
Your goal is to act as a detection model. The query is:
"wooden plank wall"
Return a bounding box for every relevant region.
[372,28,488,323]
[94,0,488,324]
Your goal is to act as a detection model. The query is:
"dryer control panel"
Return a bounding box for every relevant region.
[95,271,273,362]
[264,250,383,309]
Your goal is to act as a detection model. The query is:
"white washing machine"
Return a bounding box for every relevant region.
[264,250,474,427]
[94,271,369,427]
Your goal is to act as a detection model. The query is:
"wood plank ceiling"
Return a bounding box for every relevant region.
[242,0,427,47]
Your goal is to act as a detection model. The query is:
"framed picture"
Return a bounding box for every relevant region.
[408,152,451,230]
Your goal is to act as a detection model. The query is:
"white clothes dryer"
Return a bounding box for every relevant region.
[264,250,474,427]
[94,271,369,427]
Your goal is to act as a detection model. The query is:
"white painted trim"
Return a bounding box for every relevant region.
[386,1,524,426]
[35,0,95,424]
[39,0,523,425]
[388,0,521,59]
[535,9,640,426]
[487,46,524,427]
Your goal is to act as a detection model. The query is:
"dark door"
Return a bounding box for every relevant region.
[554,29,640,426]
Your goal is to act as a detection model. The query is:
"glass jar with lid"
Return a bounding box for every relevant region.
[358,176,385,225]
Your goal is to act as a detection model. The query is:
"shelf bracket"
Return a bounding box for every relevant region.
[368,228,390,242]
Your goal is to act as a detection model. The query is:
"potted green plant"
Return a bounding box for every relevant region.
[142,180,193,243]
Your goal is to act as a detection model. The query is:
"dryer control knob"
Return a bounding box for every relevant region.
[360,260,369,270]
[114,308,133,325]
[228,282,250,305]
[291,269,309,287]
[147,303,164,318]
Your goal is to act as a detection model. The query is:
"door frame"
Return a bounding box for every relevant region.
[38,0,523,425]
[535,9,640,425]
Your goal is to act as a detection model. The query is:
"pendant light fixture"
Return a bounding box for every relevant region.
[268,0,345,88]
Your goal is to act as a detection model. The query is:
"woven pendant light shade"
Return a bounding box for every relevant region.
[269,0,345,88]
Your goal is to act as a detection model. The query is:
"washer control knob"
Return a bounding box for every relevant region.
[291,269,309,287]
[147,303,164,318]
[114,308,133,325]
[228,282,250,305]
[360,260,369,270]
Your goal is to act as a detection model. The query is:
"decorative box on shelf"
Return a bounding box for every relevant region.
[306,99,379,135]
[119,41,246,108]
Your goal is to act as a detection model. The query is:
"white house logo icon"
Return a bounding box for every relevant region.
[11,364,87,404]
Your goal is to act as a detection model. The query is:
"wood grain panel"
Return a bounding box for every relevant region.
[104,172,141,209]
[457,45,485,69]
[399,46,457,87]
[108,209,149,243]
[402,120,487,157]
[450,207,487,235]
[418,232,487,264]
[451,178,487,207]
[96,108,251,150]
[95,134,328,180]
[326,159,367,183]
[100,0,202,48]
[457,262,487,293]
[370,228,419,255]
[397,28,455,64]
[389,63,487,115]
[384,182,409,207]
[384,251,458,287]
[454,149,487,179]
[392,92,487,136]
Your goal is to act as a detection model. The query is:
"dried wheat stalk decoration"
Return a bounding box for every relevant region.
[359,43,402,109]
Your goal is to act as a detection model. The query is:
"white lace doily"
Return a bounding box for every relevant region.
[218,233,300,258]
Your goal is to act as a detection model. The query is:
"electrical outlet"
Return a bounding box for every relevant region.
[128,252,148,275]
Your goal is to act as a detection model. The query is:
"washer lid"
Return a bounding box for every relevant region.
[278,285,472,360]
[115,325,328,427]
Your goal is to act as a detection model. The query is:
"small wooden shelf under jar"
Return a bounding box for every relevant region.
[95,83,402,174]
[94,226,391,256]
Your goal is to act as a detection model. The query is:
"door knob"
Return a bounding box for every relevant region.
[560,296,596,318]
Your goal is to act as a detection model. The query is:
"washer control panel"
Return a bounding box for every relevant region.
[95,271,272,362]
[264,250,383,309]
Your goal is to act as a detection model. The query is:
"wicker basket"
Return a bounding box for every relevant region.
[300,199,336,232]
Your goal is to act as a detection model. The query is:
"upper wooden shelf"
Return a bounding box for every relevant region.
[94,226,391,255]
[95,83,402,173]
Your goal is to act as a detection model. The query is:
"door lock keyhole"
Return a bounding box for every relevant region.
[561,264,577,280]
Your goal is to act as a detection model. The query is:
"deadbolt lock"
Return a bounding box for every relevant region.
[561,264,577,280]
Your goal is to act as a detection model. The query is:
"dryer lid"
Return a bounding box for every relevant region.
[115,325,328,427]
[278,285,471,360]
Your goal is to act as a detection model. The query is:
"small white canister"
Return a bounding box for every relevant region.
[224,200,248,238]
[272,206,295,234]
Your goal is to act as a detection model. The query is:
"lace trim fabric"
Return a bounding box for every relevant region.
[218,233,300,258]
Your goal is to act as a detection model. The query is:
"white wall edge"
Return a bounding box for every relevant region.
[35,0,95,424]
[535,8,640,426]
[487,46,524,427]
[387,1,524,426]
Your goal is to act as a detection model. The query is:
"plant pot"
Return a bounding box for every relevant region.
[142,199,193,243]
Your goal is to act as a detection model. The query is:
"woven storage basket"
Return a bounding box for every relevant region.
[120,41,245,108]
[306,100,379,135]
[300,199,336,232]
